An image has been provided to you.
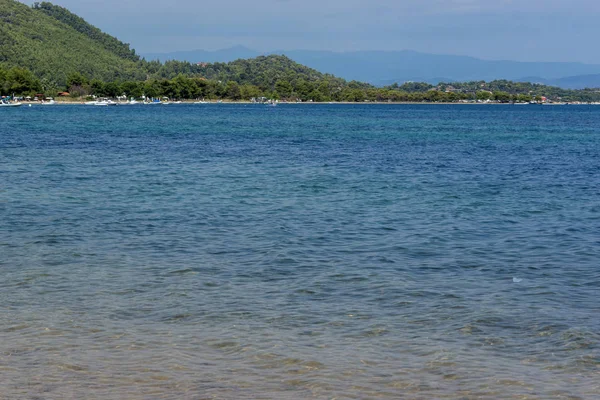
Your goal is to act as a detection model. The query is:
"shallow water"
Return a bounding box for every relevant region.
[1,104,599,399]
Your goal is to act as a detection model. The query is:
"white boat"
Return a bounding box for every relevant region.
[41,99,56,105]
[0,97,22,107]
[85,99,118,106]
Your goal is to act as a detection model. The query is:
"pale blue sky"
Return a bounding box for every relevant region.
[23,0,600,63]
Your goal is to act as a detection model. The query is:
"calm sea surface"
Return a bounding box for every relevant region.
[1,104,599,399]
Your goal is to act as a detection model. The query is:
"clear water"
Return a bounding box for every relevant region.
[1,104,599,399]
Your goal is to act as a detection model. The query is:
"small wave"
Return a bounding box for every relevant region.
[164,268,196,276]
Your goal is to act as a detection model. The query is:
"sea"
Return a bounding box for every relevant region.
[1,104,599,399]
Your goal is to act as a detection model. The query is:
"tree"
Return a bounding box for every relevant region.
[104,81,121,97]
[0,67,9,95]
[240,84,261,100]
[5,67,42,95]
[191,78,208,98]
[121,81,143,98]
[39,77,59,96]
[66,72,88,89]
[68,85,88,98]
[225,81,241,100]
[446,92,459,102]
[309,89,324,102]
[317,81,331,100]
[294,78,312,100]
[493,91,511,103]
[275,80,293,98]
[90,79,106,96]
[143,80,161,99]
[476,91,492,101]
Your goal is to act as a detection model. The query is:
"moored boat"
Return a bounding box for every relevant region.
[0,96,22,107]
[0,102,22,107]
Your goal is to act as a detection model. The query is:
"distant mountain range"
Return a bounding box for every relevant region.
[142,45,259,65]
[142,47,600,89]
[516,74,600,90]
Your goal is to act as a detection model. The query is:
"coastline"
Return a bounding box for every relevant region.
[20,100,564,106]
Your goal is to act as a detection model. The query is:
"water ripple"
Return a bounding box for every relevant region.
[1,104,599,398]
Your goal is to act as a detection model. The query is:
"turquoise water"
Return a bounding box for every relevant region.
[1,104,599,399]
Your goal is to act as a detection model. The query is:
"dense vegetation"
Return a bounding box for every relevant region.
[0,66,42,95]
[5,60,600,103]
[32,2,140,62]
[0,0,145,87]
[2,0,600,103]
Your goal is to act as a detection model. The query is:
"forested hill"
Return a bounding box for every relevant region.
[0,0,354,92]
[0,0,145,86]
[32,2,140,62]
[154,56,355,91]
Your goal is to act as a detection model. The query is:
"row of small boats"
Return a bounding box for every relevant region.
[85,100,189,106]
[0,100,213,107]
[1,99,57,107]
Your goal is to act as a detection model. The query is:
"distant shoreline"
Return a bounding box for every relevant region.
[21,100,574,106]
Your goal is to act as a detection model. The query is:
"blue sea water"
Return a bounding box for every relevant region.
[1,104,599,399]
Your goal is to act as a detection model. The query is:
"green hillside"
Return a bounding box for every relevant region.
[33,2,140,62]
[153,56,359,92]
[0,0,356,98]
[0,0,145,87]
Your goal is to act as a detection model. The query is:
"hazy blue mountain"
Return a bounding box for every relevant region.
[275,50,600,86]
[517,74,600,90]
[141,47,600,88]
[143,45,261,63]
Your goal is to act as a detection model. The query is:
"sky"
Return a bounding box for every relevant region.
[22,0,600,63]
